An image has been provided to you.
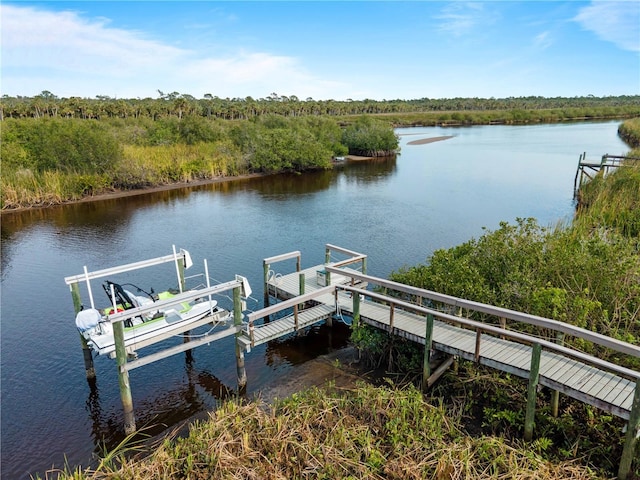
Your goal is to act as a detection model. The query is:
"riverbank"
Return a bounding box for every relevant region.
[0,172,270,215]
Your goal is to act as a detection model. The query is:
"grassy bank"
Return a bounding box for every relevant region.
[45,382,603,480]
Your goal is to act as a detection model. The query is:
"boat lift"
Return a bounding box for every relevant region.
[65,246,252,434]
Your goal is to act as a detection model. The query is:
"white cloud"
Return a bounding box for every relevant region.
[0,4,337,99]
[533,31,553,50]
[573,0,640,52]
[435,2,491,37]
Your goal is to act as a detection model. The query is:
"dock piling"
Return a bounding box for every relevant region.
[524,343,542,442]
[114,320,136,434]
[233,286,247,392]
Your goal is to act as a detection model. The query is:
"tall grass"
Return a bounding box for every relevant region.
[43,382,602,480]
[0,141,246,209]
[0,168,112,209]
[575,163,640,237]
[115,141,247,189]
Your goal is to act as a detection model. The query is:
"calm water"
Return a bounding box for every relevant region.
[0,122,629,479]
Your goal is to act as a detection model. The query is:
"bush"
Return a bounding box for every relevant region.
[342,116,399,156]
[1,118,122,173]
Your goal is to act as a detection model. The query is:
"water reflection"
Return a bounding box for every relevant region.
[263,322,351,368]
[84,354,236,454]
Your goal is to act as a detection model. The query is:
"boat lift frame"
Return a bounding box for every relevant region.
[65,246,251,434]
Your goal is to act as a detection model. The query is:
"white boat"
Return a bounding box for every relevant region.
[67,247,242,358]
[75,281,231,357]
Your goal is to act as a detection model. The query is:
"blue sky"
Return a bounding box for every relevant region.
[1,1,639,100]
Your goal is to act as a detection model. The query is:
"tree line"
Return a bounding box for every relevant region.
[1,91,638,121]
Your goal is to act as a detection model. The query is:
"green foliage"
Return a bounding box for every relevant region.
[341,116,399,156]
[390,217,640,364]
[230,116,336,173]
[1,118,122,173]
[249,127,332,172]
[145,116,225,146]
[3,92,639,121]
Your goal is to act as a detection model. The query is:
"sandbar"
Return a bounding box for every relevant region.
[406,135,454,145]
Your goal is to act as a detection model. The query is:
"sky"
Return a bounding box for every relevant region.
[1,1,639,101]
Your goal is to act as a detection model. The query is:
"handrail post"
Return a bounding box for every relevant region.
[114,319,136,434]
[474,329,482,362]
[422,313,434,392]
[325,246,331,264]
[524,343,542,442]
[551,332,565,417]
[618,379,640,480]
[389,303,395,331]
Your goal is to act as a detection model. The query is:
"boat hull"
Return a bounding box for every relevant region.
[81,300,231,357]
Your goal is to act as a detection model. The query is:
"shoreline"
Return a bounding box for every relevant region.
[2,149,416,215]
[0,172,272,215]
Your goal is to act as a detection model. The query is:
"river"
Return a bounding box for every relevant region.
[0,121,629,479]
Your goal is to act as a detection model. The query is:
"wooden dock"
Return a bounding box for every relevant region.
[254,263,639,419]
[573,153,640,198]
[246,245,639,478]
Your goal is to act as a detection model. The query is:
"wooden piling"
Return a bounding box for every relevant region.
[618,379,640,480]
[422,313,434,392]
[71,282,96,379]
[524,343,542,442]
[233,286,247,392]
[114,320,136,434]
[352,291,360,326]
[263,261,270,307]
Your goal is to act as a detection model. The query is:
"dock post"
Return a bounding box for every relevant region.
[263,261,270,307]
[352,291,360,326]
[524,343,542,442]
[113,320,136,434]
[362,256,367,275]
[422,313,434,392]
[618,378,640,480]
[299,272,305,296]
[325,246,331,264]
[71,282,96,380]
[233,286,247,392]
[550,332,564,417]
[352,291,361,361]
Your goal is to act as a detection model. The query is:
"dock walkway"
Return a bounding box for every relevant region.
[252,264,640,420]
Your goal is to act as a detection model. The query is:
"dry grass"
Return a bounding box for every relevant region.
[44,383,604,480]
